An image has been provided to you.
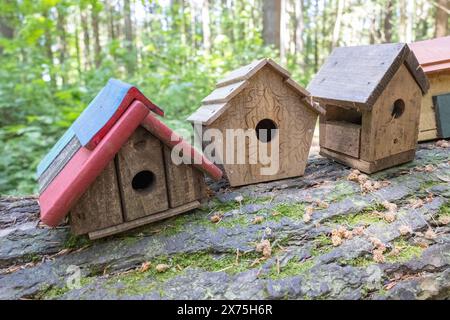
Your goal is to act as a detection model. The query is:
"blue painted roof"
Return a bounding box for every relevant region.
[37,79,134,178]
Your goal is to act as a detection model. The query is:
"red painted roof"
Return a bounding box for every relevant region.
[39,100,222,227]
[409,36,450,74]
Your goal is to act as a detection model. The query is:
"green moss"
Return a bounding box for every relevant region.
[310,234,333,256]
[63,234,92,249]
[271,203,305,221]
[437,202,450,218]
[327,203,386,227]
[386,239,423,263]
[324,181,357,203]
[341,255,374,268]
[419,180,441,192]
[263,258,314,280]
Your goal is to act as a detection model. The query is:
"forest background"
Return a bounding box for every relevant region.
[0,0,448,194]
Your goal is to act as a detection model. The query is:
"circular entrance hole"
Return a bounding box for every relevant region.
[255,119,278,143]
[391,99,405,119]
[132,170,155,192]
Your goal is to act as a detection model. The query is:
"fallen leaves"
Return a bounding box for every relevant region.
[436,140,450,148]
[415,164,435,173]
[369,237,386,263]
[347,169,391,193]
[424,228,436,240]
[252,216,264,224]
[398,225,413,236]
[155,264,170,273]
[331,226,354,246]
[139,261,152,273]
[303,206,314,223]
[255,239,272,258]
[409,198,424,209]
[438,215,450,225]
[210,213,223,223]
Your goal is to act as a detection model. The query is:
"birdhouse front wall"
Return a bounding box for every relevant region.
[418,71,450,141]
[207,66,317,187]
[367,63,422,162]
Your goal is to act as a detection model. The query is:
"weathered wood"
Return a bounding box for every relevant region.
[433,93,450,138]
[163,146,206,208]
[38,136,81,193]
[70,160,123,235]
[88,201,200,240]
[321,121,361,158]
[307,43,428,109]
[202,80,248,105]
[409,36,450,74]
[370,64,422,160]
[116,127,169,221]
[209,66,317,186]
[320,147,415,174]
[418,72,450,141]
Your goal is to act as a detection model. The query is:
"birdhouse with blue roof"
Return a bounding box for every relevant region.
[37,79,222,239]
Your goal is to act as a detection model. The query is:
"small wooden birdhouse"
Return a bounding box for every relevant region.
[187,58,324,187]
[410,36,450,141]
[38,79,222,239]
[307,43,429,174]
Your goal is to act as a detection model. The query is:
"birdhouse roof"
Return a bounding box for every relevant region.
[187,58,324,125]
[409,36,450,74]
[38,82,222,228]
[307,43,429,110]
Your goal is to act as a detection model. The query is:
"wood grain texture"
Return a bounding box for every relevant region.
[433,93,450,138]
[88,200,200,240]
[163,146,206,208]
[418,72,450,141]
[70,160,123,235]
[321,121,361,158]
[116,126,169,221]
[38,136,81,193]
[320,147,415,174]
[208,66,318,187]
[369,64,422,161]
[307,43,428,109]
[410,36,450,74]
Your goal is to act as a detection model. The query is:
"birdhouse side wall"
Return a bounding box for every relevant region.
[418,71,450,141]
[207,66,317,187]
[368,63,422,161]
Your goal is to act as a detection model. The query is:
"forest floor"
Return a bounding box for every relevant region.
[1,137,450,300]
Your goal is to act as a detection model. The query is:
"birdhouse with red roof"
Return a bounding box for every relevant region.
[410,36,450,141]
[37,79,222,239]
[187,58,324,187]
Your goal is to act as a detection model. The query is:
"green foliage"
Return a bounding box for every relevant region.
[271,203,306,221]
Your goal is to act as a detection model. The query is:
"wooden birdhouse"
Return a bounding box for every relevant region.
[410,36,450,141]
[38,79,222,239]
[307,43,429,174]
[187,58,325,187]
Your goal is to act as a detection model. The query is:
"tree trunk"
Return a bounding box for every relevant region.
[91,2,101,68]
[384,0,393,43]
[0,18,14,55]
[280,0,287,63]
[80,8,91,71]
[202,0,211,54]
[398,0,407,42]
[294,0,304,60]
[56,6,67,85]
[435,0,449,37]
[124,0,135,75]
[262,0,281,49]
[332,0,344,48]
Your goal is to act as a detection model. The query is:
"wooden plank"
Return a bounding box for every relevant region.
[418,72,450,141]
[209,66,318,187]
[370,64,422,161]
[38,136,81,193]
[163,146,206,208]
[216,59,267,88]
[404,50,430,94]
[307,43,420,109]
[409,36,450,73]
[116,127,169,221]
[433,93,450,138]
[70,160,123,235]
[186,103,227,125]
[88,201,200,239]
[202,80,248,105]
[321,121,361,158]
[320,147,415,174]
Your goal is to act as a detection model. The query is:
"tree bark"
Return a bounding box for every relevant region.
[56,6,67,85]
[80,8,91,70]
[294,0,304,59]
[332,0,344,48]
[124,0,135,75]
[262,0,281,49]
[384,0,393,43]
[280,0,287,63]
[91,2,101,68]
[202,0,211,54]
[435,0,449,37]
